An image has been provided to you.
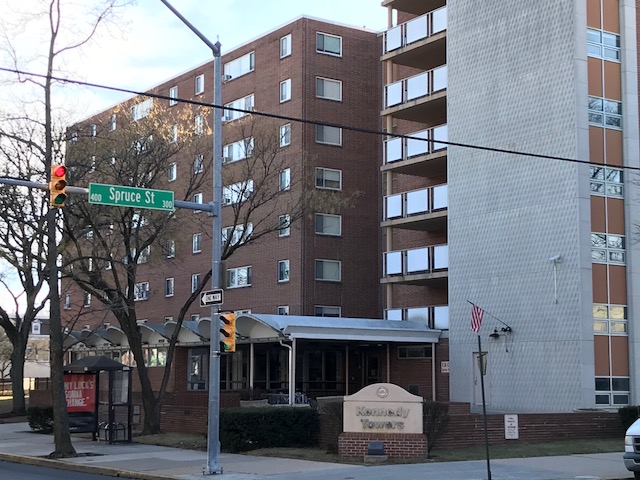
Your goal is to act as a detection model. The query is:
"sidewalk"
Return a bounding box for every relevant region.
[0,422,633,480]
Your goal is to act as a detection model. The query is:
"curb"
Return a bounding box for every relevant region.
[0,452,181,480]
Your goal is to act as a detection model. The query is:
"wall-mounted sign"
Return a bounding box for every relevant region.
[441,361,450,373]
[504,414,519,439]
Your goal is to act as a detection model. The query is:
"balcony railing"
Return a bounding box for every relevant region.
[386,305,449,330]
[385,124,447,164]
[385,66,447,109]
[384,6,447,54]
[384,244,448,276]
[385,184,447,221]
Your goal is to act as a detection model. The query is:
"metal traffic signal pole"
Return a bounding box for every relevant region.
[158,1,224,474]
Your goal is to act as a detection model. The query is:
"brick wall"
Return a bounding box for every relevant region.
[339,432,426,458]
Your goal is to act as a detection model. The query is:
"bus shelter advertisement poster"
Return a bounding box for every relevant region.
[64,374,96,413]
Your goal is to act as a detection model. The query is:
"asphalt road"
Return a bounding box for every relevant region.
[0,460,136,480]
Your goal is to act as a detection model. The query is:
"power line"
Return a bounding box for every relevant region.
[1,66,638,174]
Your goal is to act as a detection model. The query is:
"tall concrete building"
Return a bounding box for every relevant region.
[380,0,639,411]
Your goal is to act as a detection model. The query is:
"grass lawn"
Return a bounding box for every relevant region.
[134,431,623,464]
[0,397,13,415]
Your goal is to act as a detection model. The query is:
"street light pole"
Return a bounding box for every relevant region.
[159,1,223,474]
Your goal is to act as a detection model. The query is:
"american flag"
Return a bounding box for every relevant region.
[471,304,484,333]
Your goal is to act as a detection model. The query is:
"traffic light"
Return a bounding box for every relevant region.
[219,312,236,353]
[49,164,67,208]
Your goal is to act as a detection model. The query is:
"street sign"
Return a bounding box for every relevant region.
[88,183,174,212]
[200,289,224,307]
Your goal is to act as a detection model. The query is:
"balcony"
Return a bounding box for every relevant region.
[386,305,449,330]
[383,66,447,122]
[383,7,446,71]
[383,124,447,177]
[381,0,446,16]
[382,244,448,285]
[383,184,447,231]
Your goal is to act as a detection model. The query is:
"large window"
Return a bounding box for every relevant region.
[280,79,292,103]
[315,305,341,317]
[131,98,153,121]
[588,96,622,129]
[315,259,341,282]
[590,166,623,197]
[165,277,174,297]
[595,376,629,406]
[134,282,149,301]
[223,51,255,80]
[315,167,342,190]
[222,223,253,246]
[316,77,342,101]
[223,180,253,205]
[195,74,205,95]
[224,94,254,122]
[587,28,620,61]
[188,347,208,390]
[316,32,342,56]
[591,233,625,264]
[193,233,202,253]
[169,86,178,106]
[278,260,290,282]
[593,304,627,334]
[223,137,254,163]
[280,34,292,58]
[315,213,341,236]
[316,125,342,145]
[227,266,252,288]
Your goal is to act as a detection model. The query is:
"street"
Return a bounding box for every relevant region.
[0,460,135,479]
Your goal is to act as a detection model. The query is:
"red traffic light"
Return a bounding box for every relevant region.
[52,165,67,178]
[50,164,68,208]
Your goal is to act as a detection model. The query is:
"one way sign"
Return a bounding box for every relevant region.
[200,289,224,307]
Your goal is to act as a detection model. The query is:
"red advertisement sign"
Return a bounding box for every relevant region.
[64,374,96,413]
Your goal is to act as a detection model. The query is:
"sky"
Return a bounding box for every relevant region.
[0,0,388,315]
[1,0,388,119]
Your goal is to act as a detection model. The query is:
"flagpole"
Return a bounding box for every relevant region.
[477,334,492,480]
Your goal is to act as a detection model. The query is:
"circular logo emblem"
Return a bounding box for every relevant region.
[376,386,389,398]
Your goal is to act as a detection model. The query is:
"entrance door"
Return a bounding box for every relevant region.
[365,353,380,385]
[473,352,491,406]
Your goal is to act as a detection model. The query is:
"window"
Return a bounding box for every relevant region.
[71,132,78,143]
[194,193,203,213]
[134,282,149,301]
[171,124,178,143]
[109,114,117,131]
[169,86,178,106]
[64,294,71,309]
[277,305,289,315]
[195,74,205,95]
[223,137,254,163]
[223,94,254,122]
[316,32,342,56]
[315,167,342,190]
[188,347,208,390]
[316,77,342,101]
[315,213,341,236]
[278,214,291,237]
[195,114,205,135]
[398,345,433,359]
[139,245,151,263]
[83,292,91,307]
[168,163,177,182]
[88,124,96,137]
[315,305,341,317]
[587,28,620,61]
[595,376,629,406]
[223,51,255,80]
[223,180,253,205]
[593,304,627,334]
[131,98,153,121]
[193,233,202,253]
[315,259,341,282]
[279,168,291,191]
[280,34,292,58]
[278,260,290,282]
[165,278,175,297]
[165,239,176,258]
[280,124,291,147]
[316,125,342,145]
[591,233,625,264]
[132,212,147,228]
[588,96,622,129]
[31,320,41,335]
[590,166,623,197]
[222,223,253,246]
[190,314,200,321]
[280,79,291,103]
[227,266,252,288]
[194,154,204,174]
[191,274,200,293]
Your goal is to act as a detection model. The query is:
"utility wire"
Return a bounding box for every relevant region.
[1,66,638,174]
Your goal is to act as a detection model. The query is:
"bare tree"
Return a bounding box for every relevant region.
[0,329,12,382]
[0,0,132,457]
